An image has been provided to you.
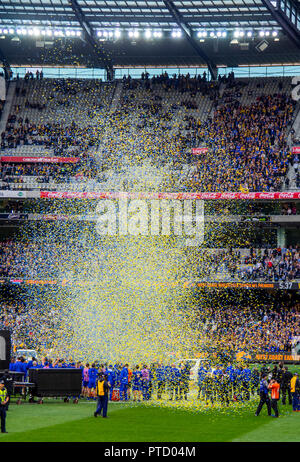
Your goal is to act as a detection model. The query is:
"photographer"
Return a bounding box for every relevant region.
[281,366,293,405]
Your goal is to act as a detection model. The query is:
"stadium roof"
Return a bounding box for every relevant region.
[0,0,300,71]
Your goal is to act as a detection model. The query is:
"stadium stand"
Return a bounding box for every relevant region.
[0,73,298,194]
[0,2,299,411]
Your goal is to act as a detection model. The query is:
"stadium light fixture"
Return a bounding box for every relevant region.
[247,31,252,37]
[171,30,181,38]
[9,28,14,35]
[259,30,265,37]
[154,31,162,38]
[265,31,270,36]
[222,31,227,38]
[272,31,278,37]
[145,29,152,39]
[217,31,222,38]
[76,30,81,37]
[210,31,215,38]
[114,29,121,39]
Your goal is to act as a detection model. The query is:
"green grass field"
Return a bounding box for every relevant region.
[0,397,299,442]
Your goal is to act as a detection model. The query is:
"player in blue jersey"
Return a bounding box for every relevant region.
[169,365,180,401]
[119,364,129,401]
[88,363,98,399]
[156,364,165,399]
[132,365,142,402]
[106,365,116,401]
[197,365,207,399]
[241,366,252,401]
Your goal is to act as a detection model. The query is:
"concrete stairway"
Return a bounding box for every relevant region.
[0,80,16,133]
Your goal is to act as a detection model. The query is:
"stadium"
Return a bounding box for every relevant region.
[0,0,299,446]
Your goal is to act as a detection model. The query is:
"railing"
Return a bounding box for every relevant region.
[7,65,300,81]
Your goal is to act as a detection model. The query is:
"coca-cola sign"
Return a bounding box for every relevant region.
[0,156,79,163]
[40,191,300,200]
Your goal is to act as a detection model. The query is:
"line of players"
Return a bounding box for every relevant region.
[81,363,191,402]
[80,361,296,406]
[8,356,297,407]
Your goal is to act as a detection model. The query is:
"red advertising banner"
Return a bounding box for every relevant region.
[192,147,208,155]
[292,146,300,154]
[40,191,300,200]
[0,156,79,163]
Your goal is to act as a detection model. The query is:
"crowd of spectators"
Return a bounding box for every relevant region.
[1,117,101,156]
[123,70,221,97]
[0,240,72,278]
[0,299,58,350]
[101,71,221,169]
[281,202,298,215]
[196,246,300,282]
[189,93,295,192]
[0,240,299,282]
[1,296,299,356]
[0,160,98,185]
[202,303,300,353]
[0,77,116,188]
[241,246,300,281]
[0,73,298,193]
[23,70,44,81]
[107,73,297,192]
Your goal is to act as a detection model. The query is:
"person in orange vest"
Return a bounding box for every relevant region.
[268,378,280,418]
[94,374,110,418]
